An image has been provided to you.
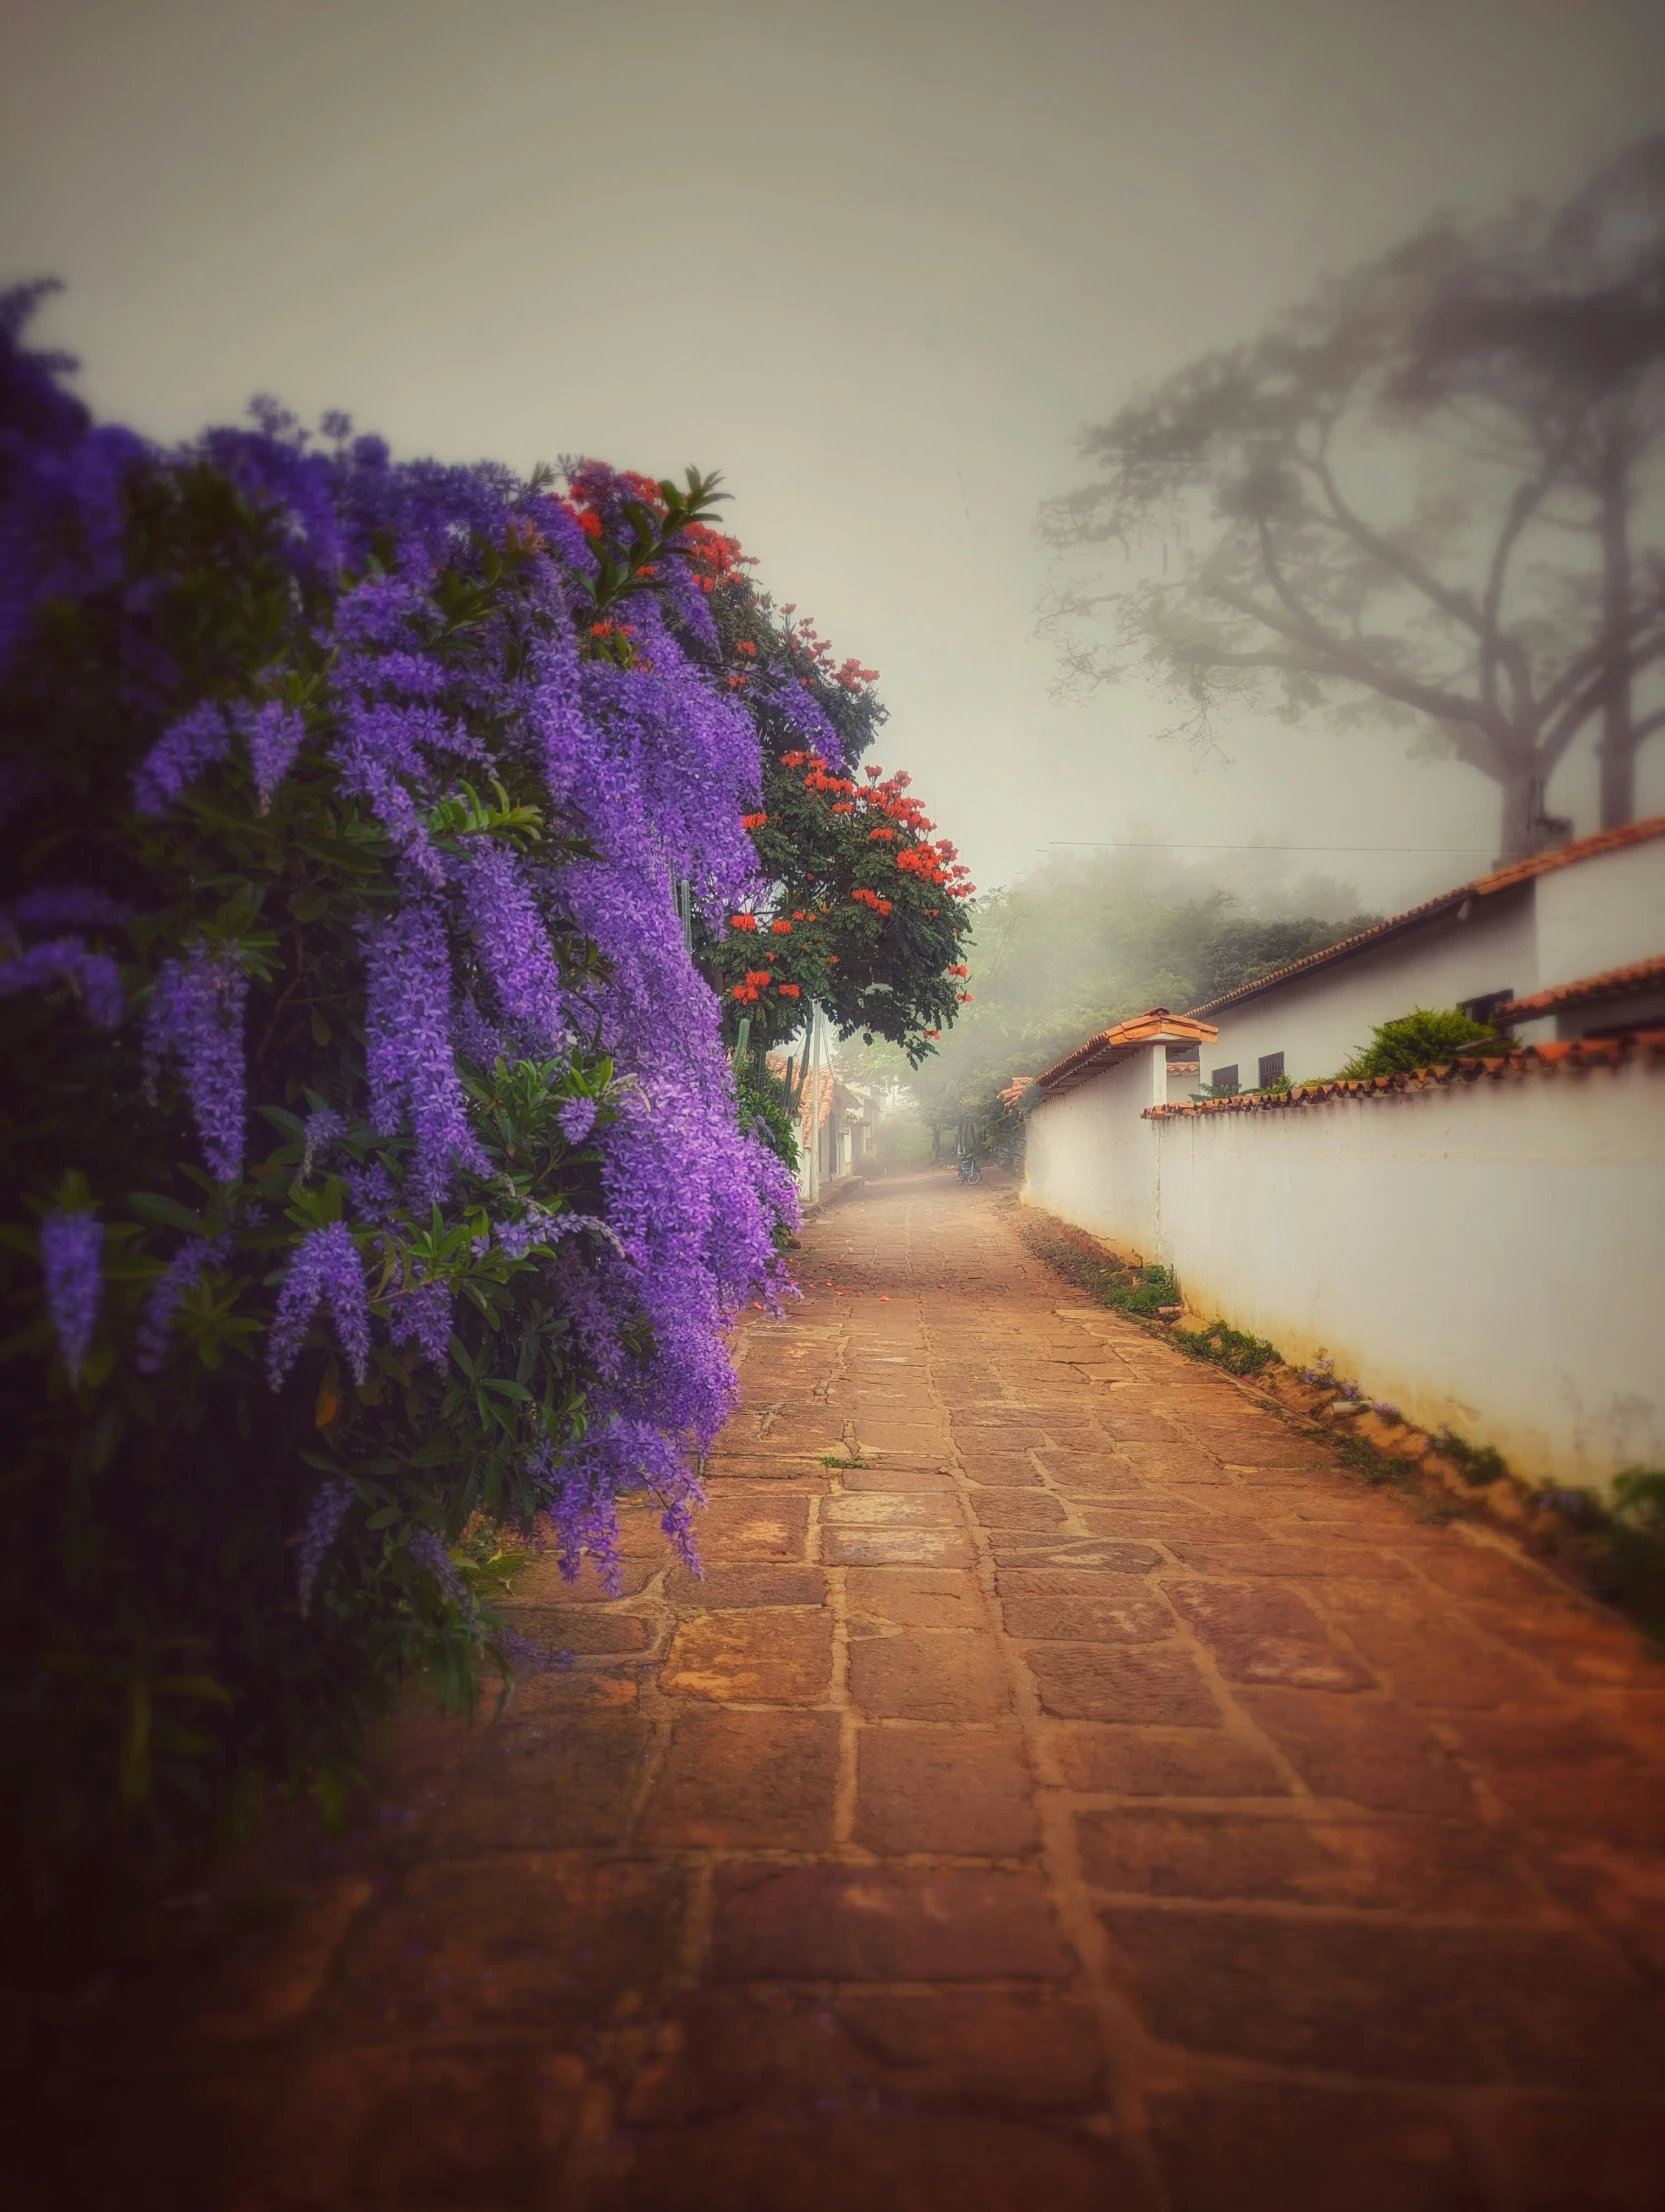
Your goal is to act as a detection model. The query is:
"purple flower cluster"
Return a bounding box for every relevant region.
[0,936,122,1028]
[136,1229,233,1373]
[267,1221,371,1388]
[143,946,249,1180]
[296,1478,353,1614]
[362,895,488,1207]
[41,1209,102,1385]
[246,701,307,811]
[461,843,564,1053]
[134,703,234,817]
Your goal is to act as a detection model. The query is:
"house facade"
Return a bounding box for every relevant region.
[1013,819,1665,1494]
[1191,817,1665,1092]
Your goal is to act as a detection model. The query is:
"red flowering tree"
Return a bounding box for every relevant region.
[552,466,976,1064]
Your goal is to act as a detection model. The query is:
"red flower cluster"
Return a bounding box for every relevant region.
[730,967,774,1004]
[777,982,801,998]
[770,918,792,935]
[868,826,895,842]
[728,912,758,932]
[948,964,969,978]
[852,888,893,915]
[739,811,767,830]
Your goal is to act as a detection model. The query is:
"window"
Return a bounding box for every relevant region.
[1210,1064,1239,1095]
[1458,990,1514,1028]
[1257,1051,1285,1088]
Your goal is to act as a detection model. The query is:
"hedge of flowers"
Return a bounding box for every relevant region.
[1,287,897,1900]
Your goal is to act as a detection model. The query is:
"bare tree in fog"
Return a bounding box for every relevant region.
[1041,138,1665,862]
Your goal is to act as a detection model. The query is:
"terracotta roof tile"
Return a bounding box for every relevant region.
[1034,1008,1220,1099]
[1141,1027,1665,1119]
[1498,956,1665,1021]
[1186,814,1665,1020]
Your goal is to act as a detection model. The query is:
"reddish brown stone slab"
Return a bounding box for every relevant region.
[663,1561,828,1609]
[500,1604,652,1654]
[1317,1595,1546,1708]
[513,1553,661,1603]
[640,1708,839,1850]
[953,1451,1045,1486]
[1024,1644,1220,1725]
[1001,1589,1174,1643]
[996,1553,1165,1590]
[659,1610,833,1705]
[246,2039,588,2205]
[606,2109,1131,2212]
[840,1463,957,1490]
[848,1629,1011,1721]
[427,1715,650,1850]
[1078,1806,1533,1913]
[696,1493,812,1560]
[837,1990,1105,2110]
[1236,1687,1476,1814]
[1433,1712,1665,1843]
[820,1491,960,1526]
[855,1726,1039,1855]
[326,1855,684,2035]
[1102,1908,1665,2088]
[1165,1580,1373,1690]
[1165,1538,1410,1580]
[1052,1725,1289,1798]
[844,1567,987,1630]
[1500,2096,1665,2211]
[821,1525,978,1568]
[1146,2082,1490,2212]
[968,1488,1068,1529]
[710,1864,1073,1981]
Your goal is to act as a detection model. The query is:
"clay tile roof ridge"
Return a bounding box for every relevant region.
[1185,814,1665,1020]
[1498,954,1665,1020]
[1139,1026,1665,1117]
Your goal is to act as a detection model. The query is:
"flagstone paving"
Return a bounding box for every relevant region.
[48,1170,1665,2210]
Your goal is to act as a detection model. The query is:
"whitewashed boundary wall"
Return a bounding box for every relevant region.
[1022,1046,1665,1494]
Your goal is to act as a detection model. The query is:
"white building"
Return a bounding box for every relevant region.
[1015,819,1665,1493]
[1191,817,1665,1093]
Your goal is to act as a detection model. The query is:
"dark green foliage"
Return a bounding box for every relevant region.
[1589,1471,1665,1642]
[1173,1317,1278,1375]
[1338,1006,1507,1079]
[734,1054,798,1172]
[1438,1429,1509,1486]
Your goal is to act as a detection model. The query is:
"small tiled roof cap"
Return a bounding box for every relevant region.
[1497,956,1665,1021]
[1035,1008,1221,1098]
[1187,814,1665,1019]
[1142,1027,1665,1118]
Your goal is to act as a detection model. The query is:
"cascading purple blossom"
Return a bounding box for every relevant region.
[267,1220,371,1388]
[0,936,122,1028]
[134,703,233,817]
[461,842,564,1052]
[362,894,488,1206]
[144,945,249,1179]
[41,1209,102,1385]
[557,1095,597,1146]
[243,701,307,811]
[387,1275,452,1369]
[136,1229,233,1373]
[296,1478,353,1614]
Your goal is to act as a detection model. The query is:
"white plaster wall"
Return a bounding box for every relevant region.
[1023,1046,1164,1254]
[1144,1058,1665,1493]
[1535,838,1665,986]
[1207,888,1536,1088]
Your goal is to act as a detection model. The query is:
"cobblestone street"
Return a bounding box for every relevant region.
[64,1169,1665,2211]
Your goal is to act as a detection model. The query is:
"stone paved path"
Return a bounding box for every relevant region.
[65,1170,1665,2210]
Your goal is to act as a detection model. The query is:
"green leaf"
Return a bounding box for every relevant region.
[129,1193,212,1236]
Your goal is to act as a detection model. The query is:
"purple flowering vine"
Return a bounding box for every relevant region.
[0,936,122,1028]
[243,701,307,811]
[135,1228,233,1373]
[144,945,249,1180]
[267,1220,371,1389]
[41,1209,102,1384]
[296,1479,353,1614]
[362,895,488,1206]
[133,702,233,817]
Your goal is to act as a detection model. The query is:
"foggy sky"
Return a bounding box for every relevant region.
[4,0,1662,914]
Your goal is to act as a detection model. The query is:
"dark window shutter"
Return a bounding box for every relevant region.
[1258,1051,1285,1087]
[1210,1065,1239,1095]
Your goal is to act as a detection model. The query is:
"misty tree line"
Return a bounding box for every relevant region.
[1042,135,1665,862]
